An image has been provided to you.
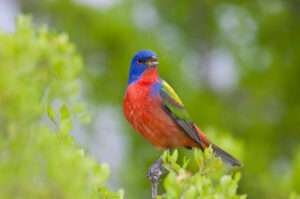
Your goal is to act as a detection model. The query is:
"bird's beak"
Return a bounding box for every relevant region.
[146,56,159,67]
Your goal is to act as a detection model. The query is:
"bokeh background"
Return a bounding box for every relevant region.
[1,0,300,198]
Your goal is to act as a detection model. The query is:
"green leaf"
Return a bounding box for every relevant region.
[47,104,56,123]
[60,104,70,121]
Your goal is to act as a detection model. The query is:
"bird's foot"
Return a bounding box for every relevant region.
[147,158,166,199]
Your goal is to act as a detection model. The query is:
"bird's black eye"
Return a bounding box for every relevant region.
[137,59,144,64]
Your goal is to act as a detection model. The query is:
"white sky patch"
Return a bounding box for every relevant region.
[207,49,238,92]
[89,106,128,188]
[180,52,203,89]
[216,4,272,71]
[132,2,159,30]
[71,105,128,188]
[74,0,120,9]
[0,0,19,32]
[217,5,257,47]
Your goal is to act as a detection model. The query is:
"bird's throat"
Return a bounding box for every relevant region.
[138,67,159,84]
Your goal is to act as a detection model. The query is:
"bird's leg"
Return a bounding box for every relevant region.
[147,157,167,199]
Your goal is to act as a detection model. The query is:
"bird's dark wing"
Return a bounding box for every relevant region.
[159,80,242,166]
[159,80,204,147]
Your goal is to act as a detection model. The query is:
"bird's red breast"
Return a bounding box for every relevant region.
[123,68,200,149]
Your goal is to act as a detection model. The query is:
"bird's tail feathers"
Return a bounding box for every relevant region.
[193,125,242,167]
[211,143,242,167]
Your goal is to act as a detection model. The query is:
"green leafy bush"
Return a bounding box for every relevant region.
[0,16,122,199]
[161,148,246,199]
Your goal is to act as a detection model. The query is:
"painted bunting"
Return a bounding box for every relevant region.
[123,50,241,198]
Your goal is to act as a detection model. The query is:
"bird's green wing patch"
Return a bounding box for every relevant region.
[160,80,185,109]
[160,80,203,145]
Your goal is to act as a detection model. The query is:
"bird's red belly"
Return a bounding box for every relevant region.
[123,84,197,149]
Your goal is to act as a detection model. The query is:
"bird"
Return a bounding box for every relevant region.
[123,50,241,198]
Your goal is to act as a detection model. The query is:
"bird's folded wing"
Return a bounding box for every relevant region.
[159,80,204,146]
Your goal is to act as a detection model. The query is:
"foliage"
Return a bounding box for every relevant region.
[161,148,246,199]
[0,17,122,199]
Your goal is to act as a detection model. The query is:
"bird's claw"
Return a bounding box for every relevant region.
[148,158,165,199]
[148,159,163,182]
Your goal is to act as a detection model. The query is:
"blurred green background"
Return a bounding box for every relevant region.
[1,0,300,198]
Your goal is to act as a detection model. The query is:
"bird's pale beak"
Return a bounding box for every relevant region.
[146,56,159,67]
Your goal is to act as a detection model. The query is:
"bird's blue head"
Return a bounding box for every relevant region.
[127,50,158,84]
